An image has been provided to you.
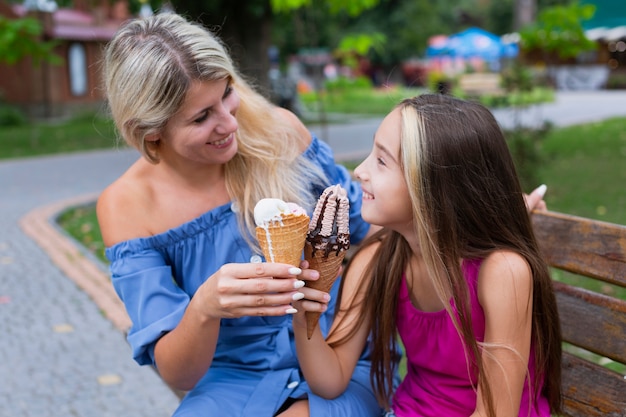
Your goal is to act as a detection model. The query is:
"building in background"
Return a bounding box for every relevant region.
[0,0,131,119]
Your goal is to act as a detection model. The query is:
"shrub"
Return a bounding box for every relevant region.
[0,103,26,127]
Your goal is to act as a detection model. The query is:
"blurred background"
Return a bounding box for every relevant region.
[1,0,625,226]
[0,0,624,120]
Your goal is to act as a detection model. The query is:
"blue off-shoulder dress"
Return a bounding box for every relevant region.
[105,136,381,417]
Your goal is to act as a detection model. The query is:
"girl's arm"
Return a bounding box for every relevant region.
[472,250,534,417]
[291,243,379,399]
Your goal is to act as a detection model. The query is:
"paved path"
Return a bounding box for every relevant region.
[0,150,180,416]
[1,90,625,417]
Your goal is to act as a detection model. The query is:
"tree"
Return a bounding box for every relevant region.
[0,15,59,66]
[169,0,384,94]
[518,2,597,64]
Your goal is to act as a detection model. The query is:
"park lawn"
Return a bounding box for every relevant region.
[539,116,626,225]
[0,113,121,160]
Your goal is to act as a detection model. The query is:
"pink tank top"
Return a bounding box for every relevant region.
[393,259,550,417]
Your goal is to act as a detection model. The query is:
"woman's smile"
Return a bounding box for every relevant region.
[207,133,235,149]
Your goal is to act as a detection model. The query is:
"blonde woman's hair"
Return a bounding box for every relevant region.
[103,13,327,247]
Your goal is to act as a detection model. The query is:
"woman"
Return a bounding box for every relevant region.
[97,12,378,416]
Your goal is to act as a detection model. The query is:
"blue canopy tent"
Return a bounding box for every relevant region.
[426,27,517,72]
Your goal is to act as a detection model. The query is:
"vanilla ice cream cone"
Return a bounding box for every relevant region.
[255,213,309,266]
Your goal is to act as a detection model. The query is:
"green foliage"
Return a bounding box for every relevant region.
[500,62,535,92]
[335,32,386,68]
[271,0,380,16]
[0,103,27,127]
[0,16,61,65]
[518,2,597,60]
[505,122,553,191]
[426,71,453,94]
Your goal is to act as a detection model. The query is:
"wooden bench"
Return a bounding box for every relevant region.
[531,210,626,416]
[458,72,504,96]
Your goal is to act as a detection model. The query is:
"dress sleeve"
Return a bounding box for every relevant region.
[304,134,370,244]
[106,242,189,366]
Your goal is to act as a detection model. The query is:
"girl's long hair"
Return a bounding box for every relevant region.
[103,13,327,248]
[337,94,562,415]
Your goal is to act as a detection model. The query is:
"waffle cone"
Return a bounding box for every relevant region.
[255,213,309,266]
[303,244,346,339]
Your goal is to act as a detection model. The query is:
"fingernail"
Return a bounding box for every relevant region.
[288,267,302,275]
[286,307,298,314]
[292,292,305,301]
[293,280,305,289]
[536,184,547,197]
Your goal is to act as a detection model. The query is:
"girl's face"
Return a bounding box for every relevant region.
[354,108,413,233]
[157,79,240,166]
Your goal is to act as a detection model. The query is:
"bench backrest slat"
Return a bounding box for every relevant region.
[561,352,626,417]
[554,281,626,364]
[532,211,626,286]
[531,211,626,417]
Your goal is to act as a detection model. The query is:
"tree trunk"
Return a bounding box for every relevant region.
[169,1,274,98]
[514,0,536,31]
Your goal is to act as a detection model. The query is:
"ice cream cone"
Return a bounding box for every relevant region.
[255,213,309,266]
[304,243,345,339]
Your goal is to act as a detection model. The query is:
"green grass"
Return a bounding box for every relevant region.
[301,86,426,115]
[56,203,107,264]
[0,112,122,160]
[300,85,554,116]
[539,117,626,225]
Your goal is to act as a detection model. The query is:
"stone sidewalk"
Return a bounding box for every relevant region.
[0,150,180,417]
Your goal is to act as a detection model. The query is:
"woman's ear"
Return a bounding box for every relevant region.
[145,133,160,143]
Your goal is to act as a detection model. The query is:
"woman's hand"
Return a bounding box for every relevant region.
[290,260,331,330]
[192,262,310,320]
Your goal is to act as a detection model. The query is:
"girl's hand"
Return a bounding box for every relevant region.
[524,184,547,212]
[191,262,307,319]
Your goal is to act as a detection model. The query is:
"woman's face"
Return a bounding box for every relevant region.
[157,79,240,166]
[354,108,413,233]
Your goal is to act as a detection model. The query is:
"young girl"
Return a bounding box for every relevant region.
[294,94,562,417]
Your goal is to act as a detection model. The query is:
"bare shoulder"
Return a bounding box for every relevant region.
[274,106,311,151]
[96,161,154,247]
[478,250,533,310]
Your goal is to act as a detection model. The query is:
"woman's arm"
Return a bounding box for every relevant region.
[291,243,378,398]
[473,250,534,417]
[154,262,307,390]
